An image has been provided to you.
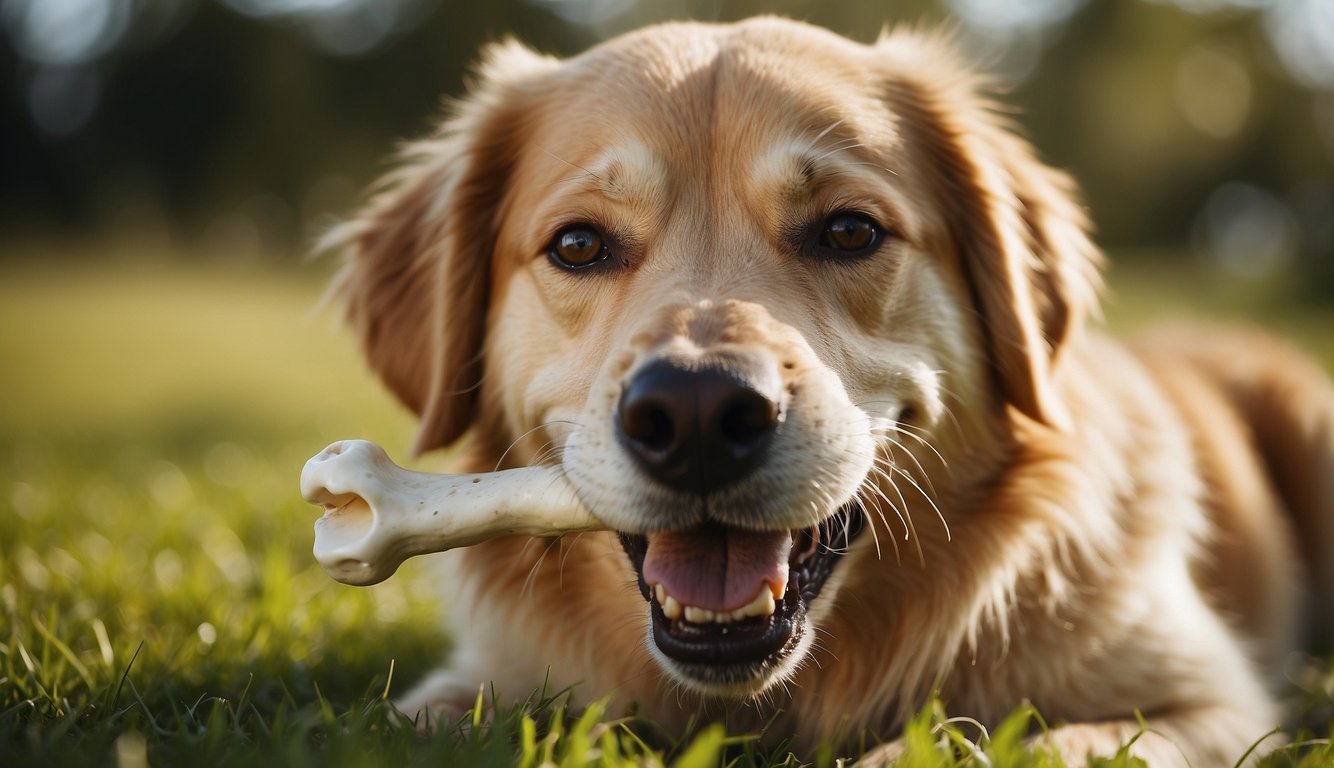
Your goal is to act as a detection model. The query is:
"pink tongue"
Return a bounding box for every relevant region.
[642,527,791,612]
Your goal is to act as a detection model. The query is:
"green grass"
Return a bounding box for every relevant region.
[1,253,1331,766]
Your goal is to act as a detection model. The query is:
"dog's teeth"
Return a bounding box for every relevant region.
[654,582,781,624]
[684,605,716,623]
[674,586,782,625]
[732,585,777,619]
[730,586,776,620]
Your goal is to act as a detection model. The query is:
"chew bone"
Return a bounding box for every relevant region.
[301,440,603,585]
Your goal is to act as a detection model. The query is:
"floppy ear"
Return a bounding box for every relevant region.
[325,41,559,455]
[877,32,1102,430]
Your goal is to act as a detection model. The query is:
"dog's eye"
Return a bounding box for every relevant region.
[548,226,608,269]
[819,213,881,253]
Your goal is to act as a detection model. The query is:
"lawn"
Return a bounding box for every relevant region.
[1,251,1331,766]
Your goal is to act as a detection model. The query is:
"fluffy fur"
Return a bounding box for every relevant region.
[328,18,1334,764]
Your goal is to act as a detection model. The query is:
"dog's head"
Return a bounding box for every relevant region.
[332,18,1100,697]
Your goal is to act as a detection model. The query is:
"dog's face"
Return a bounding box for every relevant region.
[336,18,1098,698]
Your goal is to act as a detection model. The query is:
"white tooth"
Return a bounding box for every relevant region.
[734,585,777,619]
[757,588,776,616]
[663,584,783,625]
[668,584,786,626]
[684,605,715,623]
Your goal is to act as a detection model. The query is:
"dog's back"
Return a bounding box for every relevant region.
[1133,328,1334,656]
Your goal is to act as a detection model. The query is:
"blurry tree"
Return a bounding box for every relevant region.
[0,0,1330,297]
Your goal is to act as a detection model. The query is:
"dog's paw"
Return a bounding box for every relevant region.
[854,738,906,767]
[392,669,484,734]
[1027,723,1166,766]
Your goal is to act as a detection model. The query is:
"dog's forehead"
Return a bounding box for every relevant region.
[526,22,902,204]
[569,18,873,92]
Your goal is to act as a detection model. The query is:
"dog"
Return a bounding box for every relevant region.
[326,17,1334,764]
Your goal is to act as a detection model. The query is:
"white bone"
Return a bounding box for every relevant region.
[300,440,603,586]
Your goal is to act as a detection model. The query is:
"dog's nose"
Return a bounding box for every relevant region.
[616,359,781,494]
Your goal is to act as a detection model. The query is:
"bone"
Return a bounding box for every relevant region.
[300,440,604,586]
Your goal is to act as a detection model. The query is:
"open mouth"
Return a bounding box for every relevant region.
[618,502,865,691]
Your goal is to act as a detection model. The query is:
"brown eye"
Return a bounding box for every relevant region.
[819,213,881,253]
[548,226,608,269]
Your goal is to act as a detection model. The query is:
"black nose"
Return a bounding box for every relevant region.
[615,359,781,494]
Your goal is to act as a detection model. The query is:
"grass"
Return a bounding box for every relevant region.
[1,252,1331,766]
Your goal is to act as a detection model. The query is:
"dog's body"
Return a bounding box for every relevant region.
[331,18,1334,764]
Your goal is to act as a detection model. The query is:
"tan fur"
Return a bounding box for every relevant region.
[329,18,1334,765]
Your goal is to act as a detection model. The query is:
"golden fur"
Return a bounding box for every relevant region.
[329,18,1334,764]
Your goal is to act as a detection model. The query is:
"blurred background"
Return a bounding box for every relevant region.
[2,0,1332,285]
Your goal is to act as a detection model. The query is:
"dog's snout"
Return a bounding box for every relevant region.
[616,360,781,494]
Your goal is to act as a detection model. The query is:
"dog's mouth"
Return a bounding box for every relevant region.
[618,502,865,692]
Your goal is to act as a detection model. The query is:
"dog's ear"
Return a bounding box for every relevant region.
[325,41,558,455]
[877,32,1102,430]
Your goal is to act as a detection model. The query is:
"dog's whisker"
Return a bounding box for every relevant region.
[875,433,940,499]
[519,537,563,600]
[864,464,910,535]
[890,464,950,543]
[830,160,896,176]
[770,676,795,707]
[521,440,559,469]
[532,142,606,184]
[809,141,867,166]
[859,485,901,565]
[495,419,581,471]
[874,422,949,474]
[809,118,845,143]
[853,488,885,560]
[861,477,901,538]
[870,463,925,565]
[858,481,905,564]
[529,439,571,469]
[807,634,838,670]
[855,485,896,563]
[924,379,968,444]
[555,532,591,588]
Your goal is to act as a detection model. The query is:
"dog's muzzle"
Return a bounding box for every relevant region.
[612,358,867,692]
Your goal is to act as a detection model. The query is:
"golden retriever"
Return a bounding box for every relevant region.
[327,17,1334,764]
